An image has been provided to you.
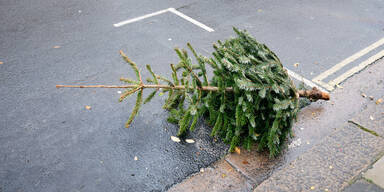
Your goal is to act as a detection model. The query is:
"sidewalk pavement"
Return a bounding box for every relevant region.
[344,156,384,192]
[168,58,384,192]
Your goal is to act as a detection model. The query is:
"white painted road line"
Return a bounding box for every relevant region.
[114,8,169,27]
[113,7,214,32]
[312,37,384,82]
[329,49,384,88]
[168,8,214,32]
[313,80,334,91]
[286,68,329,93]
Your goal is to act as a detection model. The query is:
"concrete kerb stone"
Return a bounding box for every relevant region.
[363,156,384,189]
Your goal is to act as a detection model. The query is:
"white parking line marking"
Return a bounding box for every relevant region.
[168,8,214,32]
[329,49,384,88]
[113,8,214,32]
[114,9,169,27]
[312,37,384,83]
[286,69,329,93]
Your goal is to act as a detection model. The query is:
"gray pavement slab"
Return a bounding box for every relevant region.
[363,156,384,189]
[344,179,384,192]
[254,123,384,192]
[351,103,384,137]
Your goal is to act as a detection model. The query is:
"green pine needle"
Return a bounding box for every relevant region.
[146,64,159,85]
[120,77,139,84]
[144,90,157,104]
[125,89,143,128]
[120,50,141,81]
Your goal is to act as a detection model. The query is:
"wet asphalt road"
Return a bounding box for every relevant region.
[1,0,384,191]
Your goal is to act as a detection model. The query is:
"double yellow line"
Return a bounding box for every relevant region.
[313,38,384,91]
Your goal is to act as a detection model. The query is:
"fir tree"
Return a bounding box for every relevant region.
[57,28,329,157]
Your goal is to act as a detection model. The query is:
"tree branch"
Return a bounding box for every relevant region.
[56,84,330,100]
[297,87,330,100]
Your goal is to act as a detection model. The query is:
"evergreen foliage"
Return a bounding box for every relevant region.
[119,28,300,157]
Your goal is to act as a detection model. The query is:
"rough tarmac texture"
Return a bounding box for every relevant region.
[0,113,229,192]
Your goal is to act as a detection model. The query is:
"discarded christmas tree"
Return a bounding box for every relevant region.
[57,28,329,157]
